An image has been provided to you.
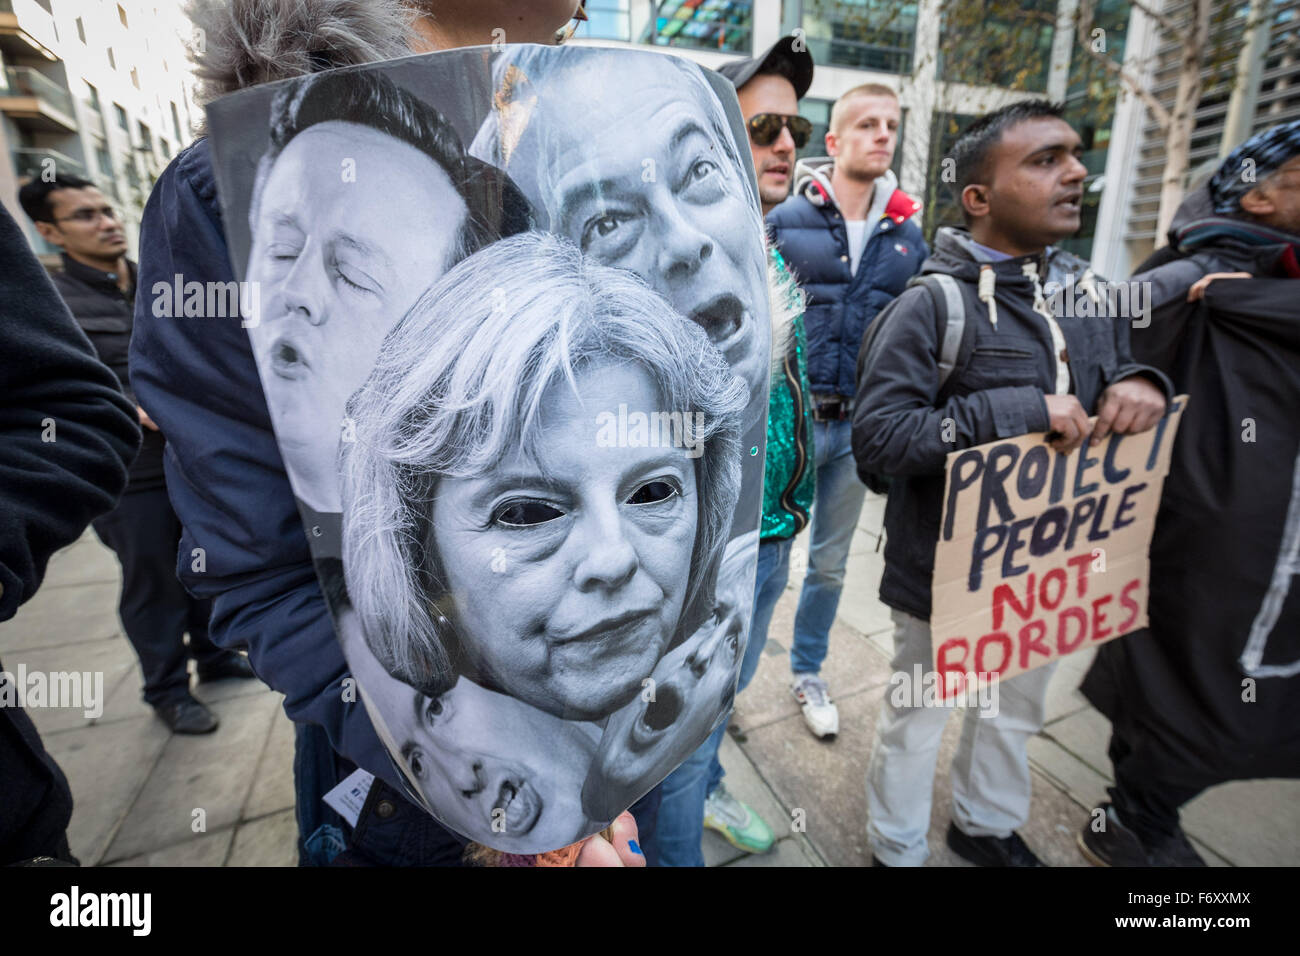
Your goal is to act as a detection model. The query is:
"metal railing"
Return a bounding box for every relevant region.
[11,146,86,181]
[0,65,75,119]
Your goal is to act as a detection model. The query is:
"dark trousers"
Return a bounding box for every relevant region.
[91,485,225,707]
[1107,730,1208,844]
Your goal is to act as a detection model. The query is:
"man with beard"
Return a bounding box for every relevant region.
[1078,120,1300,867]
[766,82,926,740]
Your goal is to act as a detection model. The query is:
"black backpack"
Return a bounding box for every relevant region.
[853,273,977,494]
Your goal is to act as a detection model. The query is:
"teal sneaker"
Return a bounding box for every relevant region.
[703,783,775,854]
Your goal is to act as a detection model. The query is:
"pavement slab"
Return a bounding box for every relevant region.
[227,809,299,867]
[103,690,281,862]
[9,635,139,736]
[244,696,296,820]
[43,713,172,865]
[110,829,236,867]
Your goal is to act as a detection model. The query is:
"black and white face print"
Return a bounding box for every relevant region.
[207,44,770,853]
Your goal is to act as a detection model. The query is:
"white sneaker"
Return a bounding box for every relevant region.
[791,674,839,739]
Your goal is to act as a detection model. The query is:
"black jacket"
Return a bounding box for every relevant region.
[50,254,165,490]
[852,226,1172,620]
[0,203,139,862]
[1082,187,1300,783]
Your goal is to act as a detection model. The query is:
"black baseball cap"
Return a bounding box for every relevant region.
[716,35,814,100]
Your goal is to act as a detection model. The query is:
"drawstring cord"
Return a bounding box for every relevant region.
[1078,267,1103,308]
[1020,258,1071,395]
[978,264,997,330]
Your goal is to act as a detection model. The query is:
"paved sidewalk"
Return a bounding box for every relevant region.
[3,495,1296,866]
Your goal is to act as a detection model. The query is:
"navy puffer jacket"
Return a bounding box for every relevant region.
[766,160,927,398]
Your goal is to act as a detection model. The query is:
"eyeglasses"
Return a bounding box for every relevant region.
[55,205,119,225]
[555,2,588,44]
[746,113,813,149]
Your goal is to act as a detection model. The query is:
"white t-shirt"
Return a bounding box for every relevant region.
[845,219,869,274]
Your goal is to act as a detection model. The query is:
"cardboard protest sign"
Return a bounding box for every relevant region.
[930,398,1187,691]
[204,45,770,853]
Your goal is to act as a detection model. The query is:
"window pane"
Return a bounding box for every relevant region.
[574,2,632,41]
[642,1,754,54]
[1057,0,1129,258]
[939,0,1056,90]
[799,0,918,74]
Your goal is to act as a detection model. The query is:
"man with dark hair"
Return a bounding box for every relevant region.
[767,77,927,742]
[852,99,1171,867]
[245,67,530,519]
[1078,120,1300,867]
[18,174,254,735]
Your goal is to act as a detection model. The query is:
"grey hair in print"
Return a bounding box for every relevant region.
[340,231,747,699]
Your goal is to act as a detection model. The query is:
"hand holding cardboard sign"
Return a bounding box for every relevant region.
[1092,377,1167,445]
[1043,394,1091,454]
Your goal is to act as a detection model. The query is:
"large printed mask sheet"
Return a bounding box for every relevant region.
[206,44,770,853]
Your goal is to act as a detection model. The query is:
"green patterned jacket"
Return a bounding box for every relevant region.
[762,246,815,541]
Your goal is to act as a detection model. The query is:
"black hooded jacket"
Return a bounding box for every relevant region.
[1081,186,1300,784]
[853,226,1172,620]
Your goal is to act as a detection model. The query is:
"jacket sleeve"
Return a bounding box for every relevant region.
[1104,264,1179,400]
[0,205,139,622]
[852,286,1051,478]
[1123,258,1205,384]
[128,144,397,787]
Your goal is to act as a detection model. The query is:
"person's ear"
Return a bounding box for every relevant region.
[33,220,65,247]
[1239,184,1274,219]
[825,128,839,158]
[961,183,991,221]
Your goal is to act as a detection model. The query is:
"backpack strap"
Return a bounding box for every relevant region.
[857,273,974,403]
[927,274,964,393]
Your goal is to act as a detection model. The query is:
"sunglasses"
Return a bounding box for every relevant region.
[555,2,589,44]
[747,113,813,149]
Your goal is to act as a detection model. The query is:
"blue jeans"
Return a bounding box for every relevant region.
[791,418,867,675]
[655,537,793,866]
[294,722,347,866]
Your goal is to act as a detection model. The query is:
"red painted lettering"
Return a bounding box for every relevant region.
[1066,552,1092,598]
[1017,619,1051,669]
[936,638,970,683]
[1117,578,1142,632]
[1090,593,1114,642]
[974,632,1012,676]
[992,574,1035,631]
[1039,567,1068,611]
[1056,606,1088,654]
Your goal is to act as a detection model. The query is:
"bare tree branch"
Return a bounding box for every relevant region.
[1080,44,1171,127]
[1127,0,1185,40]
[1077,0,1171,128]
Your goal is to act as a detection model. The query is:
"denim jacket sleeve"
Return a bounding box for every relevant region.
[128,141,397,788]
[851,286,1052,478]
